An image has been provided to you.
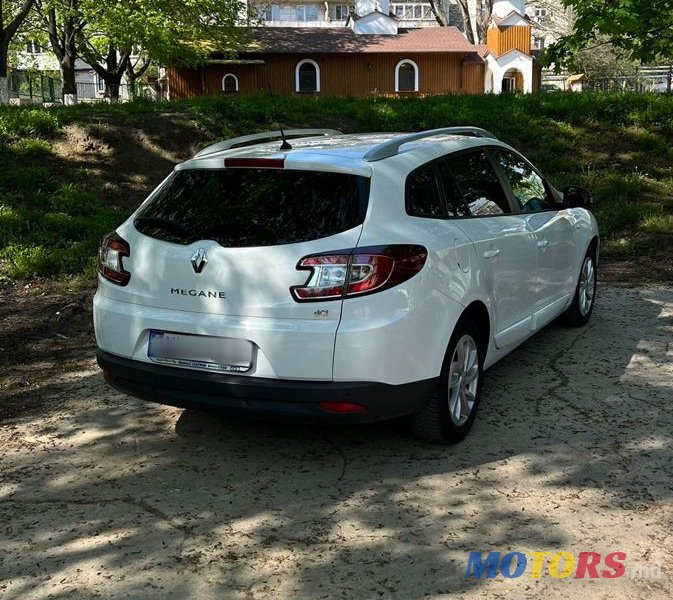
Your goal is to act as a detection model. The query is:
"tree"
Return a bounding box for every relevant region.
[428,0,493,44]
[78,0,247,101]
[0,0,35,104]
[37,0,82,105]
[543,0,673,68]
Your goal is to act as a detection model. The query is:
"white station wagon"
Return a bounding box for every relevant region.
[95,127,598,443]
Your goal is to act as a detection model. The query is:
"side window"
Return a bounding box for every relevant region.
[449,151,511,216]
[436,162,469,217]
[407,166,443,217]
[495,150,556,213]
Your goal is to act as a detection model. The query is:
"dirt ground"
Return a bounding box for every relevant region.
[1,281,672,598]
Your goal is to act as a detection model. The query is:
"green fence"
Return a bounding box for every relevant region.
[9,72,62,103]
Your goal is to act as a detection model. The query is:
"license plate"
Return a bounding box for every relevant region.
[148,330,252,373]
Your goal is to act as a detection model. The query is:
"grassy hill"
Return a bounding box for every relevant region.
[1,92,672,281]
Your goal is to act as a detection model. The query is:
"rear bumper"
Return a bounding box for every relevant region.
[97,350,436,424]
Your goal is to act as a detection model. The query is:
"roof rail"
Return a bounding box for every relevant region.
[194,128,343,158]
[363,127,497,162]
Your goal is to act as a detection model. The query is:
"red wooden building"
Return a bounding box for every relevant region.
[167,27,491,99]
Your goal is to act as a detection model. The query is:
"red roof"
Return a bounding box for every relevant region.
[238,27,480,55]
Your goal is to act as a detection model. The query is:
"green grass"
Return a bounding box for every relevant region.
[0,141,123,279]
[1,91,673,280]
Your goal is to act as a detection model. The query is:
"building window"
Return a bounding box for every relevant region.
[95,74,105,92]
[333,4,349,19]
[390,3,433,21]
[26,40,42,54]
[296,5,318,21]
[296,59,320,93]
[534,35,546,49]
[533,7,549,23]
[395,59,419,92]
[222,74,239,92]
[263,4,280,20]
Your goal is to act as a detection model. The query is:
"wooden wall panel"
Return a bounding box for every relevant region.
[170,53,488,99]
[462,63,485,94]
[533,62,542,92]
[487,25,531,56]
[167,68,203,100]
[203,64,262,95]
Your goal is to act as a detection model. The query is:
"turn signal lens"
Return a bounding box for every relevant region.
[291,245,427,302]
[98,232,130,286]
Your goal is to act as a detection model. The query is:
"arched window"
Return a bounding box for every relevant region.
[222,74,239,93]
[395,59,419,92]
[295,59,320,93]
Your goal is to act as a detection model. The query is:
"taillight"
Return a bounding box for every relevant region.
[291,245,427,302]
[98,232,130,286]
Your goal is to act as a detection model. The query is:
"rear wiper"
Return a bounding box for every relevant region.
[134,216,195,240]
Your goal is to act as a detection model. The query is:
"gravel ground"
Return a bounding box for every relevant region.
[1,286,672,599]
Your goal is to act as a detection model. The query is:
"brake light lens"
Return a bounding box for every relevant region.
[291,245,427,302]
[98,232,130,285]
[224,158,285,169]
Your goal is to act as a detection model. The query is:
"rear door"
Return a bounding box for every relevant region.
[439,149,537,349]
[120,165,369,320]
[491,149,577,329]
[105,165,370,380]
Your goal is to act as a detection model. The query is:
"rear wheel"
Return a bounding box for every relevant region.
[562,248,597,327]
[410,318,483,444]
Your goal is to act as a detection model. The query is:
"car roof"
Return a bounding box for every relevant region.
[178,131,512,175]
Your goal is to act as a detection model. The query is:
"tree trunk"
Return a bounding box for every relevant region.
[0,0,35,104]
[0,44,9,105]
[455,0,476,44]
[428,0,449,26]
[61,56,77,105]
[106,77,122,102]
[0,77,9,105]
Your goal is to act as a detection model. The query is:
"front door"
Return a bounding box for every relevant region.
[491,149,577,329]
[438,150,537,349]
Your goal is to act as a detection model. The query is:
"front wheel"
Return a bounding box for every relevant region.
[410,318,483,444]
[562,249,597,327]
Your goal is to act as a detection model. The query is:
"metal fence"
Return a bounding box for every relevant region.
[8,72,160,104]
[542,65,673,93]
[8,73,62,103]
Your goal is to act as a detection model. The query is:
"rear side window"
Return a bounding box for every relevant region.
[407,166,443,217]
[449,151,511,216]
[134,169,370,247]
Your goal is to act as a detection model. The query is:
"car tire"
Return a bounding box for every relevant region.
[562,247,597,327]
[410,318,483,444]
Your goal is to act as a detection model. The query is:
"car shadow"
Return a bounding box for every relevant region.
[1,286,671,598]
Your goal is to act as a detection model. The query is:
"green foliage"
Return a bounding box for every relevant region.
[1,91,673,279]
[544,0,673,67]
[0,107,60,139]
[0,142,121,278]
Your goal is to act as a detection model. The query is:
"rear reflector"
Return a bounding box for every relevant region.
[319,401,366,414]
[224,158,285,169]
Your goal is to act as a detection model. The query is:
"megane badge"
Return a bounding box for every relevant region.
[191,248,208,274]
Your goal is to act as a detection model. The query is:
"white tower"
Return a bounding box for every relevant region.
[485,0,535,93]
[492,0,526,18]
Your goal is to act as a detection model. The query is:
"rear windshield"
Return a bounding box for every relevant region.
[134,168,370,247]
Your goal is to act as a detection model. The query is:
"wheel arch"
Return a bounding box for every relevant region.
[459,300,491,358]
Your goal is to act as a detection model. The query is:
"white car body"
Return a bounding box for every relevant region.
[94,127,598,435]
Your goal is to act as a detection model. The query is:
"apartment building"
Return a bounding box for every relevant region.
[251,0,465,29]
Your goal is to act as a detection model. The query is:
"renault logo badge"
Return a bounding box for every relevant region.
[191,248,208,274]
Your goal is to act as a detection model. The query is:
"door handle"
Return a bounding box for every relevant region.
[483,248,501,259]
[537,239,549,249]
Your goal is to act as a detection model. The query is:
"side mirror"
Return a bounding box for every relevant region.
[563,185,592,208]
